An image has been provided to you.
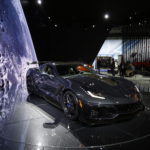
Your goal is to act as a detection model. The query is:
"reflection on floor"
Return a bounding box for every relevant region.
[0,93,150,150]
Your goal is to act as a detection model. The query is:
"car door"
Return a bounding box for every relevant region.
[40,64,63,104]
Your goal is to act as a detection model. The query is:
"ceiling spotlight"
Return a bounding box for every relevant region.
[129,16,132,20]
[92,25,96,28]
[54,24,58,27]
[104,13,109,20]
[37,0,42,5]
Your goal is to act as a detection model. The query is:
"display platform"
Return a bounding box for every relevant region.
[0,93,150,150]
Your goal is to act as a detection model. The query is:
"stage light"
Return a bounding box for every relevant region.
[54,24,58,27]
[104,13,109,20]
[92,25,95,28]
[37,0,42,5]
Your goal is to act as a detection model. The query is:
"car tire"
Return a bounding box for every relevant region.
[62,91,79,120]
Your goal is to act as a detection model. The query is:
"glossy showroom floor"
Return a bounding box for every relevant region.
[0,93,150,150]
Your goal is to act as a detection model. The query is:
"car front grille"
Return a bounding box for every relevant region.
[115,102,143,113]
[90,102,144,119]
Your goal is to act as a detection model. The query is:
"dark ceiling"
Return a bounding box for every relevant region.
[21,0,150,63]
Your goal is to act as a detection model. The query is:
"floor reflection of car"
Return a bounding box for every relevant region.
[26,61,145,124]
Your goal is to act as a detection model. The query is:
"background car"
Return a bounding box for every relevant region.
[125,63,135,77]
[26,61,145,124]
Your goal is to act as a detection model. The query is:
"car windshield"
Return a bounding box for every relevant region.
[56,64,97,76]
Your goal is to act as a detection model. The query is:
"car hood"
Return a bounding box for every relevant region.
[66,74,136,102]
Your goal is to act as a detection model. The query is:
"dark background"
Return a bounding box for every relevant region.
[21,0,150,63]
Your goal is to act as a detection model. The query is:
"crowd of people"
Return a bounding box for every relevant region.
[96,56,135,77]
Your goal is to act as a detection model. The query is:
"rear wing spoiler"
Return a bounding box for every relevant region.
[27,61,52,65]
[27,61,38,65]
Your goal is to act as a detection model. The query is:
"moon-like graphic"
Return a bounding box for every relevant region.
[0,0,37,125]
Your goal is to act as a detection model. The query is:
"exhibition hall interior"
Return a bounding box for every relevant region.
[0,0,150,149]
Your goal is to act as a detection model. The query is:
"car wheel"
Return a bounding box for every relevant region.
[62,91,79,120]
[26,76,34,94]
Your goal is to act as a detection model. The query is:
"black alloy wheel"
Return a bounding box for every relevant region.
[62,91,79,120]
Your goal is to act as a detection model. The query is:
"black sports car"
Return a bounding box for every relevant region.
[26,62,145,124]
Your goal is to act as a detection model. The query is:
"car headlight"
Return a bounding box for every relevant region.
[134,85,140,93]
[87,91,106,100]
[80,86,106,100]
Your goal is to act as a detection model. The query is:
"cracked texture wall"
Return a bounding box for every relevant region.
[0,0,37,125]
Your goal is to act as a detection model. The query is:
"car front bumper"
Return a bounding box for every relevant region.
[79,101,145,125]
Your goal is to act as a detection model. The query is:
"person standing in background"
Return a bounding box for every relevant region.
[119,55,126,77]
[96,57,101,74]
[119,62,126,77]
[110,58,115,76]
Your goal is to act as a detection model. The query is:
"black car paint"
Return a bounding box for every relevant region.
[26,62,145,123]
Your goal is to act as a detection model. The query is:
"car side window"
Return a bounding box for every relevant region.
[44,65,53,75]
